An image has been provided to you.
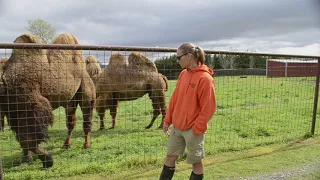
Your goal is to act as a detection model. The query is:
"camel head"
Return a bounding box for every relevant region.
[85,55,102,81]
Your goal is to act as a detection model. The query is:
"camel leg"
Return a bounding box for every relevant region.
[145,96,161,129]
[0,113,4,132]
[17,134,53,169]
[79,100,94,149]
[22,141,53,169]
[35,147,53,169]
[96,97,107,130]
[97,107,106,130]
[158,94,167,129]
[76,78,95,149]
[64,101,77,149]
[110,98,119,129]
[12,94,54,168]
[21,149,33,164]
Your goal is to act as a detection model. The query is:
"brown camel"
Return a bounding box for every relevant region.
[0,56,8,132]
[0,33,96,168]
[85,55,102,83]
[95,52,168,130]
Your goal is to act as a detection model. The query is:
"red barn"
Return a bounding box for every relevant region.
[266,59,318,77]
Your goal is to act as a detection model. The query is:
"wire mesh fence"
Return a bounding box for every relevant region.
[0,38,320,179]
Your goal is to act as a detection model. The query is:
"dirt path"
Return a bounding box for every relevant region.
[235,162,320,180]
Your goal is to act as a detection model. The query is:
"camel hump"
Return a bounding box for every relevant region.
[12,34,45,55]
[14,33,42,44]
[52,33,79,44]
[48,33,84,64]
[108,53,127,67]
[128,52,157,72]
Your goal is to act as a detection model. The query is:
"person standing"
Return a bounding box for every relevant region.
[159,43,217,180]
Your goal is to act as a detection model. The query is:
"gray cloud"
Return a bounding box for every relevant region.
[0,0,319,55]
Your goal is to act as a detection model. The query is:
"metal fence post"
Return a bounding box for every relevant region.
[311,58,320,135]
[0,157,3,180]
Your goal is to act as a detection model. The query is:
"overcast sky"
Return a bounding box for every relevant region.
[0,0,319,56]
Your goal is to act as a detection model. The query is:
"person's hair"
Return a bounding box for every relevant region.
[178,42,205,64]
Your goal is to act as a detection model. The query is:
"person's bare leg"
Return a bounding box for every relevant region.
[160,155,178,180]
[190,161,204,180]
[164,155,178,167]
[192,161,204,174]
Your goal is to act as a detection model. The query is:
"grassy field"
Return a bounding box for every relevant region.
[1,75,320,179]
[103,135,320,179]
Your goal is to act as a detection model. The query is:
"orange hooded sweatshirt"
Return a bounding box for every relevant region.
[164,64,216,135]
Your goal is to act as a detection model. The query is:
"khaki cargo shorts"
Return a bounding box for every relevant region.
[166,126,205,164]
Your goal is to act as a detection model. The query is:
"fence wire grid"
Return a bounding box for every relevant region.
[0,42,320,180]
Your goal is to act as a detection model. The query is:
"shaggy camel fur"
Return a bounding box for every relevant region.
[0,57,8,70]
[0,56,8,131]
[95,52,168,129]
[0,33,95,168]
[85,55,102,83]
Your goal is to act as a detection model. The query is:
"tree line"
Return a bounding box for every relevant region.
[154,53,268,78]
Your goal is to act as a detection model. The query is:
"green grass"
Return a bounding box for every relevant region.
[1,76,320,179]
[102,136,320,180]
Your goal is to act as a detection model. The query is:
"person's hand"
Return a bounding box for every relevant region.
[163,123,170,136]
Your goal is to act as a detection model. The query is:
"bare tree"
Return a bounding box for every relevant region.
[26,19,56,43]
